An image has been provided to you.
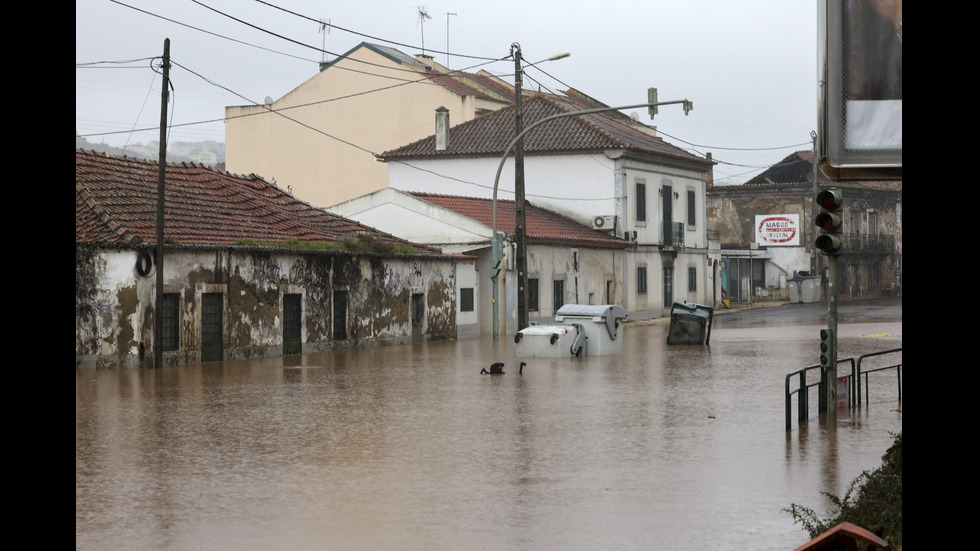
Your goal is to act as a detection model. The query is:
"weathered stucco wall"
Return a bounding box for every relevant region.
[706,185,902,297]
[76,245,460,368]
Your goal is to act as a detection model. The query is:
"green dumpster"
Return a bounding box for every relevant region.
[666,302,714,345]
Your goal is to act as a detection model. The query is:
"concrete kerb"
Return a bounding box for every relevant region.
[628,300,794,327]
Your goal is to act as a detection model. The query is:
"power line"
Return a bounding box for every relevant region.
[106,0,316,64]
[251,0,499,62]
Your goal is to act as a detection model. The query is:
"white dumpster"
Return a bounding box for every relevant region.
[515,304,629,358]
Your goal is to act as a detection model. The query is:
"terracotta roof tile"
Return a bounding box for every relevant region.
[75,149,440,253]
[409,192,630,248]
[380,91,712,171]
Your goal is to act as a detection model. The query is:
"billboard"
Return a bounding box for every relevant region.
[819,0,902,172]
[755,214,800,247]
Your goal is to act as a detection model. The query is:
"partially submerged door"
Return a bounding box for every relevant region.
[411,293,424,343]
[201,293,223,362]
[283,293,301,355]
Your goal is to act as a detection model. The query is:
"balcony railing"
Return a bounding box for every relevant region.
[842,233,895,255]
[661,222,685,248]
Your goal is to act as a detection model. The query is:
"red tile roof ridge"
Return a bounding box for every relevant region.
[75,149,443,253]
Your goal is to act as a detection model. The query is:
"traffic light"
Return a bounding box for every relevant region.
[819,327,835,368]
[814,188,843,255]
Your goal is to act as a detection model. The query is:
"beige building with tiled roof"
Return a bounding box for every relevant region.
[224,42,513,209]
[76,149,473,367]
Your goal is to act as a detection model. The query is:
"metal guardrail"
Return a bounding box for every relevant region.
[784,363,825,431]
[856,348,902,405]
[785,348,902,430]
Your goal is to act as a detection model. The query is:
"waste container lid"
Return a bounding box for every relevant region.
[555,304,629,320]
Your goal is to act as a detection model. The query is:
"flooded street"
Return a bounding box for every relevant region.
[76,299,902,550]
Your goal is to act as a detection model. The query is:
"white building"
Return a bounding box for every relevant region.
[342,90,716,328]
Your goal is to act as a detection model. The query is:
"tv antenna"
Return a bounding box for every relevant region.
[319,19,331,64]
[446,12,457,66]
[417,7,432,56]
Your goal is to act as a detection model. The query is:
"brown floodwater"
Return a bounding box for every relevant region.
[76,311,902,550]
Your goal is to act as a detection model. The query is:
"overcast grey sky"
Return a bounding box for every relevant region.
[76,0,818,183]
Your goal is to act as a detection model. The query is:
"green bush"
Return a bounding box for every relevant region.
[786,431,902,549]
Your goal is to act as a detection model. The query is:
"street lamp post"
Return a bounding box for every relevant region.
[491,90,694,339]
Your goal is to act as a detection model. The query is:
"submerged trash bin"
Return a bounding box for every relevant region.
[666,302,713,345]
[515,304,629,358]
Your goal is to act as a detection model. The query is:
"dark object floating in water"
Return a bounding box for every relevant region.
[481,362,505,375]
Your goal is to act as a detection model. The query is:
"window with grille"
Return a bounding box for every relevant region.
[528,278,539,311]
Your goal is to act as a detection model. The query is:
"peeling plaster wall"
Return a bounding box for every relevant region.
[76,245,460,368]
[707,185,902,298]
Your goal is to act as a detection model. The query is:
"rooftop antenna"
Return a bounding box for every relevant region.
[319,19,331,64]
[417,7,432,56]
[446,12,457,66]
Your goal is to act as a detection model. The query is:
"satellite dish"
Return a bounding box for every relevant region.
[630,112,639,121]
[264,96,274,106]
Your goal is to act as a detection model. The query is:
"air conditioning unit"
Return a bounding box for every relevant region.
[592,215,615,230]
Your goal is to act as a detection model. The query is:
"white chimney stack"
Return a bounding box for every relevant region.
[435,106,449,151]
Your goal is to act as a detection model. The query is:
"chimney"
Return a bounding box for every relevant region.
[706,152,714,187]
[435,107,449,151]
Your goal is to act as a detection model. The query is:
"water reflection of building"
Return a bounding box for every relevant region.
[76,149,472,368]
[707,150,901,304]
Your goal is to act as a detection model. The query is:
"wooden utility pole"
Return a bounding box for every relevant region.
[154,39,170,369]
[513,43,529,331]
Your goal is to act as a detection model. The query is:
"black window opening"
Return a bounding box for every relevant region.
[637,267,648,294]
[528,278,539,312]
[162,293,180,351]
[636,181,647,222]
[553,280,564,313]
[688,266,697,291]
[460,288,474,312]
[687,189,696,226]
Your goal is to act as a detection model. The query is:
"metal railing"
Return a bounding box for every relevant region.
[661,222,684,248]
[842,233,895,255]
[856,348,902,405]
[785,348,902,430]
[784,357,856,431]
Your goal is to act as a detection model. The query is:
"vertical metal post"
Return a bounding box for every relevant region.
[154,38,170,369]
[826,254,839,422]
[491,232,500,339]
[513,43,529,331]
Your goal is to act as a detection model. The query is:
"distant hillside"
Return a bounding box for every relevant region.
[76,135,225,170]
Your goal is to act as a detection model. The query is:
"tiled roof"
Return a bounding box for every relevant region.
[75,149,440,253]
[409,192,630,248]
[379,91,711,171]
[741,150,902,190]
[424,70,511,103]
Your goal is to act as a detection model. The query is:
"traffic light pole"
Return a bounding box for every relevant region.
[826,254,838,423]
[814,187,843,423]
